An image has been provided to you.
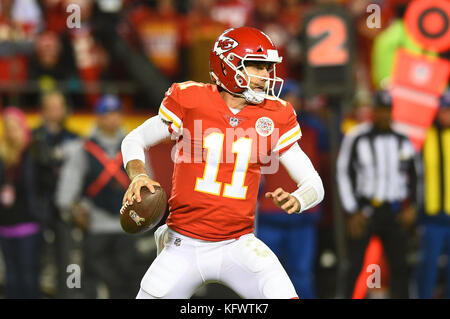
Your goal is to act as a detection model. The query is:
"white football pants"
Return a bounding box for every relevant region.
[136,225,298,299]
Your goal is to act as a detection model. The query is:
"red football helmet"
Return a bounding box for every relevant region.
[209,27,284,104]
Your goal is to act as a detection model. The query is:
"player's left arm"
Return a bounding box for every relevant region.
[266,143,324,214]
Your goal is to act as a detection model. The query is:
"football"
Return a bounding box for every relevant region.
[120,186,167,234]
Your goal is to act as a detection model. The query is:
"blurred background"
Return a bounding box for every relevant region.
[0,0,449,299]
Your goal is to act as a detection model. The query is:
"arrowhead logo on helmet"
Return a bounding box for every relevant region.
[214,36,239,56]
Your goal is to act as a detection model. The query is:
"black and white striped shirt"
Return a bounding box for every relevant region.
[336,123,419,214]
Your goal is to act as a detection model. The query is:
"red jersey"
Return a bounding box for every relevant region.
[158,82,301,241]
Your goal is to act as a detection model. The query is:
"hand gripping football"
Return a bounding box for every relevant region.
[120,186,167,234]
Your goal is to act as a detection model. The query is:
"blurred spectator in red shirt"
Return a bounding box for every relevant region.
[36,0,111,108]
[64,0,108,108]
[185,0,229,83]
[381,0,412,27]
[0,0,42,106]
[280,0,310,36]
[248,0,298,80]
[39,0,68,34]
[120,0,187,82]
[210,0,252,28]
[279,0,313,81]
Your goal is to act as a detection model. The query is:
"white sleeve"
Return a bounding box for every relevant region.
[279,143,324,213]
[121,115,171,169]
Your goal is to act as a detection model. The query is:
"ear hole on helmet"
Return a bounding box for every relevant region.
[221,62,227,76]
[236,74,247,87]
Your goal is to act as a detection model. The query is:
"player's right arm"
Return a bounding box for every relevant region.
[122,83,186,205]
[121,115,170,205]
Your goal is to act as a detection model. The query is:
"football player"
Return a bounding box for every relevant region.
[121,27,324,299]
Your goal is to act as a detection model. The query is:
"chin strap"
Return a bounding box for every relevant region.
[242,89,266,104]
[211,71,269,105]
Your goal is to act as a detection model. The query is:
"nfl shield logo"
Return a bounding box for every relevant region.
[229,117,239,127]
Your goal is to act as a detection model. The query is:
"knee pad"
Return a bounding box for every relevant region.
[136,288,154,299]
[140,249,189,298]
[260,272,298,299]
[231,235,278,273]
[230,235,298,299]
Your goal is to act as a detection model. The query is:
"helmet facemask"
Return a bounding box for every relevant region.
[239,58,284,104]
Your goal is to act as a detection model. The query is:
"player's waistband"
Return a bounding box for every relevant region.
[167,227,248,247]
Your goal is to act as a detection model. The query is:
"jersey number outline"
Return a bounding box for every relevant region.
[195,133,252,199]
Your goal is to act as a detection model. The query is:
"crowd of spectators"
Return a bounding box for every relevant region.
[0,0,405,112]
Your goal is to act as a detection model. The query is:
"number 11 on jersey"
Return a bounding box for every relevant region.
[195,133,252,199]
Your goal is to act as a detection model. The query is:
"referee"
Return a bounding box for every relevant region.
[336,91,420,298]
